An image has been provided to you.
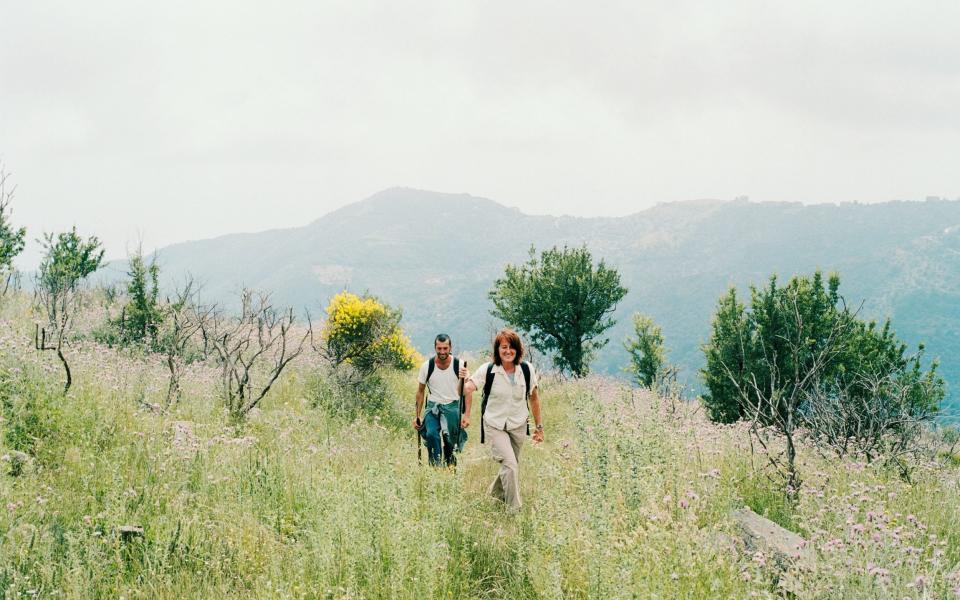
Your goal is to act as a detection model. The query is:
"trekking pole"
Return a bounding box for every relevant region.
[416,416,422,464]
[457,361,467,452]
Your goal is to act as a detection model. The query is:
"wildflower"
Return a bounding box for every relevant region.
[679,499,689,510]
[909,575,928,590]
[823,538,844,552]
[868,564,890,578]
[752,551,766,567]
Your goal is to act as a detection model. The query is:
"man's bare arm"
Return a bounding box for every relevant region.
[413,382,426,429]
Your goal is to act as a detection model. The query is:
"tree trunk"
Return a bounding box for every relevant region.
[57,347,72,393]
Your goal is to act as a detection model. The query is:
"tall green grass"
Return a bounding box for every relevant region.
[1,296,959,598]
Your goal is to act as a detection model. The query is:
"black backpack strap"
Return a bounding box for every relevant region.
[520,362,531,399]
[453,357,459,377]
[520,362,532,436]
[480,363,495,444]
[425,356,436,384]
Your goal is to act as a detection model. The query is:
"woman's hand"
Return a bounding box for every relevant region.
[460,415,470,429]
[532,427,544,444]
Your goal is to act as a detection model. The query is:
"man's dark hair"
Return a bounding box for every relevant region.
[434,333,451,346]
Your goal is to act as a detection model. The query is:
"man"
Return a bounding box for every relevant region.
[413,334,471,466]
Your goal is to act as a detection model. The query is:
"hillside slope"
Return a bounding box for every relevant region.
[2,297,959,597]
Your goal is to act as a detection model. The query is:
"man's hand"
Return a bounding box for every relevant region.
[460,415,470,429]
[413,417,422,430]
[458,365,470,380]
[532,428,544,444]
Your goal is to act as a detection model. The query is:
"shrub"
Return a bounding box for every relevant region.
[320,291,419,375]
[623,313,666,388]
[115,247,164,348]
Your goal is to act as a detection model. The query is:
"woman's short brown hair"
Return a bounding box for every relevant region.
[492,329,524,366]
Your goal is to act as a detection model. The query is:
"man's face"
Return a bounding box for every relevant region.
[435,340,451,361]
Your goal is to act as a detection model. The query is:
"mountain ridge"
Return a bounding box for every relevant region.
[107,188,960,414]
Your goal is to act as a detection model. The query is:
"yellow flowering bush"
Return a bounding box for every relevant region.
[322,291,420,373]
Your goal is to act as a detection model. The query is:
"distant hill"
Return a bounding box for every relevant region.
[110,188,960,415]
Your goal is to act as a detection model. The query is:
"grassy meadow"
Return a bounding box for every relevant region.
[1,294,960,599]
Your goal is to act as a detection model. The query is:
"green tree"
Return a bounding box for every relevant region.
[624,313,666,387]
[700,271,945,490]
[701,272,845,425]
[37,228,104,298]
[701,287,749,423]
[0,166,27,289]
[117,247,164,347]
[489,245,627,377]
[34,228,104,392]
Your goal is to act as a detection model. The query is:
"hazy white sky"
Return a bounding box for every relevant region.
[2,1,958,269]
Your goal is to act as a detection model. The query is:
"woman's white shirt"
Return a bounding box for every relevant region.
[469,361,538,431]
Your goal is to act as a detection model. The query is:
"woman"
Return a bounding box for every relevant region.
[459,329,543,511]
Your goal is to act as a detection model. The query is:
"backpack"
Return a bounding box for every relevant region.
[480,362,531,444]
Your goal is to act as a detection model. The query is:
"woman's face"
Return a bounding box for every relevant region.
[498,341,517,365]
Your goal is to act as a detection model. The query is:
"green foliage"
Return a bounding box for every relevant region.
[115,248,165,348]
[702,272,850,424]
[834,320,945,417]
[309,370,397,425]
[33,228,104,393]
[37,227,105,298]
[700,287,748,423]
[0,167,27,278]
[700,271,945,428]
[321,291,420,374]
[624,313,666,387]
[0,364,62,458]
[489,245,628,377]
